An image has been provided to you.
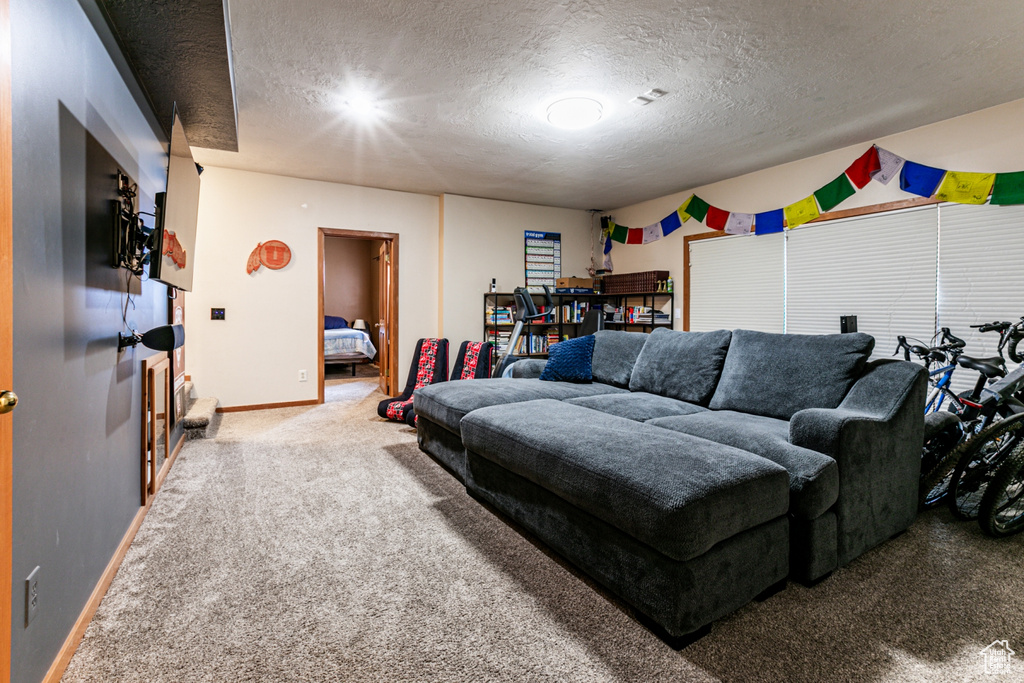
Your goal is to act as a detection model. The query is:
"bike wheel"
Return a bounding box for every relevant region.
[919,414,963,509]
[948,413,1024,520]
[920,450,958,508]
[978,443,1024,537]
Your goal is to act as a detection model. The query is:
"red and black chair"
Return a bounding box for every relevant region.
[377,338,449,425]
[451,341,494,381]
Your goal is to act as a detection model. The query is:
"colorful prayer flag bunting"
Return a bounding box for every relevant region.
[660,210,683,235]
[705,205,729,231]
[900,161,946,198]
[642,222,662,244]
[991,171,1024,205]
[784,195,820,229]
[754,209,785,235]
[601,145,1024,253]
[684,195,710,222]
[845,146,881,189]
[814,173,856,212]
[872,146,905,185]
[724,212,754,235]
[935,171,995,205]
[678,196,695,222]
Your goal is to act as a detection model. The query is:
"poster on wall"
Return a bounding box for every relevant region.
[524,231,560,291]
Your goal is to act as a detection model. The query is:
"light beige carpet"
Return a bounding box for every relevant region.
[62,378,1024,682]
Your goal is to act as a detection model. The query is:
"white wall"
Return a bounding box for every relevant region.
[440,194,595,364]
[608,98,1024,328]
[187,167,439,407]
[323,237,375,323]
[186,176,596,406]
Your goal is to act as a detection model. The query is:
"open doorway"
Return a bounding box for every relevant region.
[317,228,399,403]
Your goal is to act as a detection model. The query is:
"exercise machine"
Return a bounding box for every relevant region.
[492,285,554,378]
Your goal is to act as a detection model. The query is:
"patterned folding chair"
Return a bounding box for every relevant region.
[376,338,449,425]
[450,341,494,382]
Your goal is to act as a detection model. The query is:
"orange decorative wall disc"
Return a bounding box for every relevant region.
[259,241,292,269]
[246,240,292,273]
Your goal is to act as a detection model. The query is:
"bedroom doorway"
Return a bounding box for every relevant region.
[317,228,399,403]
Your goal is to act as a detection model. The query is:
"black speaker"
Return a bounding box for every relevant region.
[140,324,185,351]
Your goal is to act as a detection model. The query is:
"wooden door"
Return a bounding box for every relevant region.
[377,241,390,395]
[0,0,14,675]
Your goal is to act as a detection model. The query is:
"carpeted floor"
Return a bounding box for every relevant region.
[62,378,1024,682]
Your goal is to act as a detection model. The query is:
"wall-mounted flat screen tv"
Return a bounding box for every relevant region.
[151,106,201,291]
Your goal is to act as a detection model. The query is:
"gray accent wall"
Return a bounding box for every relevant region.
[10,1,169,681]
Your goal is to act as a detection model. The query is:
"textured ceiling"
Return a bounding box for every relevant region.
[98,0,238,150]
[193,0,1024,209]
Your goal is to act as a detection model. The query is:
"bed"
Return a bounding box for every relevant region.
[324,328,378,376]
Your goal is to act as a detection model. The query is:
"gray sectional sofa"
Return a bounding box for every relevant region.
[414,327,926,645]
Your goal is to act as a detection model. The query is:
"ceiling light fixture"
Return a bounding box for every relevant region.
[343,91,382,123]
[546,97,603,130]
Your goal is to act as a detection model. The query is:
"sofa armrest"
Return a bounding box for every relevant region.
[509,358,547,379]
[789,359,926,566]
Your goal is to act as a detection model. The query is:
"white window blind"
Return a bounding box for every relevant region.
[938,203,1024,394]
[689,232,784,333]
[785,206,938,358]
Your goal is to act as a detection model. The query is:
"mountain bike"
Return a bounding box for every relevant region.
[897,325,1018,509]
[945,363,1024,520]
[978,421,1024,536]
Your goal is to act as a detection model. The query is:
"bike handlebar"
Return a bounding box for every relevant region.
[941,327,966,348]
[971,321,1012,333]
[894,336,912,361]
[894,331,964,364]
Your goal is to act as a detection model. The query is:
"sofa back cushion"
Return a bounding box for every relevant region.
[709,329,874,420]
[628,328,732,405]
[591,330,649,388]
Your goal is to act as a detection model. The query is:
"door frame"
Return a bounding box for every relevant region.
[317,228,400,402]
[1,0,14,677]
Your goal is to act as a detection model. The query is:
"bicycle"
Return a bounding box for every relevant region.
[895,333,978,507]
[897,325,1019,509]
[895,328,966,415]
[978,419,1024,536]
[945,363,1024,520]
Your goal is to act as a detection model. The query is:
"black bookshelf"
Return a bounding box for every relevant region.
[483,290,675,357]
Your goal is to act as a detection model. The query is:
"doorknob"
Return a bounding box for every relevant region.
[0,390,18,414]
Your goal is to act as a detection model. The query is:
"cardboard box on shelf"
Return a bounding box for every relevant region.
[556,277,596,289]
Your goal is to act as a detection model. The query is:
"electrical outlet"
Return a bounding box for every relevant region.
[299,369,308,382]
[25,566,39,627]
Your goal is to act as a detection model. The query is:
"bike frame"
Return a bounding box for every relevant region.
[926,363,957,413]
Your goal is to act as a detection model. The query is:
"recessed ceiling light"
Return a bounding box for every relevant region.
[546,97,603,130]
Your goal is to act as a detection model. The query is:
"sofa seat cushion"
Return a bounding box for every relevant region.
[628,328,732,405]
[461,399,790,562]
[414,379,626,434]
[649,411,839,519]
[564,392,708,422]
[709,329,874,420]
